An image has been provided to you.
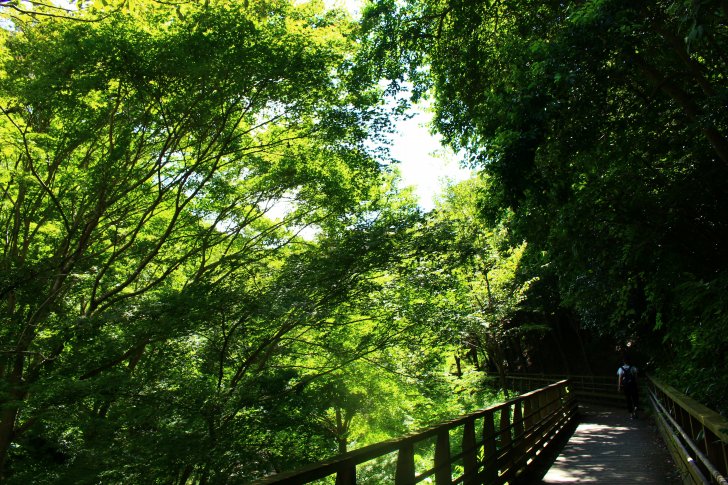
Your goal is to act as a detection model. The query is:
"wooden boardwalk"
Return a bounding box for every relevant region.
[540,405,680,484]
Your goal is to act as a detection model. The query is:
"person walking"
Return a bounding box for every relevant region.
[617,356,639,419]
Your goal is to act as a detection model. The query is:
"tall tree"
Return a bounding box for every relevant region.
[0,0,391,478]
[360,0,728,408]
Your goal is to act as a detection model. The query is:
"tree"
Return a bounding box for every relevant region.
[428,179,543,386]
[0,0,392,478]
[360,0,728,408]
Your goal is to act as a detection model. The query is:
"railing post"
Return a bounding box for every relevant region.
[483,410,498,484]
[523,397,533,430]
[537,390,547,426]
[435,429,451,485]
[499,406,512,450]
[462,419,478,482]
[395,442,415,485]
[512,399,525,471]
[705,427,727,477]
[335,463,356,485]
[523,396,535,455]
[549,387,558,416]
[499,405,512,478]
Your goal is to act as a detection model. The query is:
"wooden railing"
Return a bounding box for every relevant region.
[648,377,728,485]
[504,373,621,407]
[250,380,577,485]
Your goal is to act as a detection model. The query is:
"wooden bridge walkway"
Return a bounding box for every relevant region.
[541,405,680,484]
[251,376,728,484]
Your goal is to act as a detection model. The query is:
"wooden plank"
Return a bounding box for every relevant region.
[512,400,525,469]
[542,405,682,484]
[523,397,534,430]
[650,376,728,443]
[435,430,451,485]
[252,380,572,485]
[655,405,709,485]
[499,406,512,451]
[395,443,415,485]
[461,419,478,482]
[483,410,498,484]
[335,464,356,485]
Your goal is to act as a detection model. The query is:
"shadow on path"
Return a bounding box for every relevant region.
[539,405,680,484]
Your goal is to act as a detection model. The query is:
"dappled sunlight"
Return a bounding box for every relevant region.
[542,406,679,484]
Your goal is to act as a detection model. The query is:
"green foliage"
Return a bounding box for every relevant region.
[0,0,430,481]
[11,0,728,480]
[0,0,513,475]
[361,0,728,411]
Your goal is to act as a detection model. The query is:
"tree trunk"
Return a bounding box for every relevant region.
[0,353,28,478]
[568,315,593,375]
[470,346,481,370]
[0,406,18,480]
[551,317,572,374]
[178,464,194,485]
[335,408,347,454]
[488,342,508,396]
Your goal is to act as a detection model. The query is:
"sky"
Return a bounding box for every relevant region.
[330,0,473,211]
[388,104,473,211]
[37,0,472,212]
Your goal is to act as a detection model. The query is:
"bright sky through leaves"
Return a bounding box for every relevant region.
[389,105,472,211]
[324,0,472,210]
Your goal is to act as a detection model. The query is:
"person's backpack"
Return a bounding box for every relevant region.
[621,366,636,388]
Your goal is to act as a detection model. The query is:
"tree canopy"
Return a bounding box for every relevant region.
[0,0,407,480]
[360,0,728,411]
[2,0,727,481]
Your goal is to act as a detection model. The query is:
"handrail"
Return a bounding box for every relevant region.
[249,380,577,484]
[505,373,613,381]
[648,376,728,485]
[505,374,613,389]
[504,373,621,406]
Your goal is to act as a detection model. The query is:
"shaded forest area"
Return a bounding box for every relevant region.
[1,0,726,482]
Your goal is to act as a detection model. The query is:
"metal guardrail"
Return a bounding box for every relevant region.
[648,376,728,485]
[249,380,577,484]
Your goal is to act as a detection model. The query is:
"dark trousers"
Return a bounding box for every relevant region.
[624,385,638,414]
